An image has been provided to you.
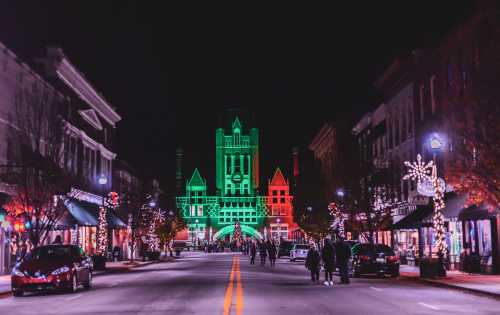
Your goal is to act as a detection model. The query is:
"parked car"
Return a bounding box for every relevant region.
[278,241,294,258]
[11,245,92,297]
[351,243,400,277]
[289,244,309,261]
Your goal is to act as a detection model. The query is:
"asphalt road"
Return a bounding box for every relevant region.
[1,252,500,314]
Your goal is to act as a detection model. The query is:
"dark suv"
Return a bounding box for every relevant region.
[351,243,400,277]
[277,241,293,258]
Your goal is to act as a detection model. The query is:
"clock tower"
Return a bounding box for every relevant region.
[216,117,259,197]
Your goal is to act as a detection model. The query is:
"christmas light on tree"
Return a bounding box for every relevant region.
[97,206,108,255]
[233,221,242,244]
[328,202,345,238]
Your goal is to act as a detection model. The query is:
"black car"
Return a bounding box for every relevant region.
[277,241,293,258]
[351,243,400,277]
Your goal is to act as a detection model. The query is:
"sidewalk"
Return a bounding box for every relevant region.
[400,264,500,298]
[0,257,173,296]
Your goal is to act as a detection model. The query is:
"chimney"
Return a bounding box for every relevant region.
[175,148,183,194]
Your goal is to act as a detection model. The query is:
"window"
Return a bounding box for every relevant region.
[419,85,425,121]
[273,198,278,203]
[197,206,203,216]
[280,198,285,203]
[272,190,277,196]
[280,190,285,195]
[190,205,196,216]
[430,75,436,114]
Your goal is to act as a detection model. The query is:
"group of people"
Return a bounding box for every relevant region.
[305,238,351,286]
[247,240,278,267]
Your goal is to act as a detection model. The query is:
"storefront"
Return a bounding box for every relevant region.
[459,203,500,274]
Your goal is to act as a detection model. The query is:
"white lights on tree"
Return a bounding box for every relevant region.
[403,154,447,257]
[328,202,345,238]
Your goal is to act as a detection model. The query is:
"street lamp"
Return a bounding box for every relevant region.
[194,219,199,249]
[336,188,345,198]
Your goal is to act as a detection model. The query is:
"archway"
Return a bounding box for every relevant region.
[212,224,263,241]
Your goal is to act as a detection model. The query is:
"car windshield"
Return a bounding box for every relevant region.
[25,246,76,261]
[355,244,395,256]
[295,245,309,250]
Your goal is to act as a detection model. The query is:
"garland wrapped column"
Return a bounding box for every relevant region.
[403,154,447,258]
[97,206,108,255]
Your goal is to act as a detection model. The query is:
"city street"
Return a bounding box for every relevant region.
[1,252,500,314]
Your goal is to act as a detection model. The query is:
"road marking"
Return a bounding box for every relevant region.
[65,294,82,301]
[235,256,243,315]
[370,286,383,292]
[418,302,440,310]
[109,282,119,288]
[223,256,237,315]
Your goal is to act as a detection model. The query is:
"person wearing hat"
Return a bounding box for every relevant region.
[305,242,321,284]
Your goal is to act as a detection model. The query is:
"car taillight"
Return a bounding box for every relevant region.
[386,256,399,263]
[359,255,370,261]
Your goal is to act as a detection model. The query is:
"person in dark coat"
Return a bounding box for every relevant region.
[305,243,321,284]
[267,240,277,267]
[250,241,257,265]
[335,238,352,284]
[259,241,267,266]
[321,239,335,286]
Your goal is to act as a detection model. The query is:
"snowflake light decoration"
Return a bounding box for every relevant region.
[403,154,434,183]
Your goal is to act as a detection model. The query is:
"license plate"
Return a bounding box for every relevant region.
[376,258,385,263]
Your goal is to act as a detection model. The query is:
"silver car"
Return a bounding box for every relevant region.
[289,244,309,261]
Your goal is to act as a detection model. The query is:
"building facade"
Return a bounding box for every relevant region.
[176,117,298,243]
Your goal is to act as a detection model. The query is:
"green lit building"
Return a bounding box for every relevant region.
[176,117,297,243]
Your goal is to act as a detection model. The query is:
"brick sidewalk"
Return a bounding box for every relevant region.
[400,265,500,298]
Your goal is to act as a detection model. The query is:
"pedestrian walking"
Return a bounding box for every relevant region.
[267,240,277,267]
[335,237,351,284]
[321,239,335,286]
[250,241,257,265]
[259,241,267,266]
[305,243,320,284]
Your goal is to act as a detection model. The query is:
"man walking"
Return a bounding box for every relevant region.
[250,241,257,265]
[259,241,267,266]
[305,243,320,284]
[267,240,277,267]
[321,239,335,286]
[336,237,351,284]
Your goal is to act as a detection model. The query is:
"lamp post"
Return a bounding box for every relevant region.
[96,174,108,268]
[194,219,199,250]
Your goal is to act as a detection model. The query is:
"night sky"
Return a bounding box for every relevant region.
[0,1,473,196]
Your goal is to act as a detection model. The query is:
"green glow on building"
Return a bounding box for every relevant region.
[177,117,269,241]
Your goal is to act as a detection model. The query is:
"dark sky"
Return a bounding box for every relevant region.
[0,1,473,195]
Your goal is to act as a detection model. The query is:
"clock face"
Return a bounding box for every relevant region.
[231,172,242,183]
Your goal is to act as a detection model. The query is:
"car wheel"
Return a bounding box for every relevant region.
[12,289,23,297]
[353,268,360,278]
[68,273,78,293]
[84,272,92,289]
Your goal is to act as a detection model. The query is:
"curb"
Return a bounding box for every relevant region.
[400,275,500,300]
[0,258,172,297]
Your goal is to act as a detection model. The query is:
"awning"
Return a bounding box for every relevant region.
[459,203,500,221]
[57,198,126,229]
[392,203,434,230]
[421,193,469,224]
[62,199,99,227]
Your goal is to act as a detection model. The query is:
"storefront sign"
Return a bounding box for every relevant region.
[417,177,446,197]
[410,195,430,206]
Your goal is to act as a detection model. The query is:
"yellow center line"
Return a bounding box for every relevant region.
[223,255,244,315]
[235,256,244,315]
[223,256,237,315]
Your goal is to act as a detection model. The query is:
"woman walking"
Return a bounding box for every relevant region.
[305,243,320,284]
[259,241,267,266]
[268,240,277,267]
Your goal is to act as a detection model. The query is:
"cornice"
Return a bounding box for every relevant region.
[54,54,121,127]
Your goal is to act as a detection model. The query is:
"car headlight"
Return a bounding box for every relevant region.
[51,266,70,275]
[12,268,25,277]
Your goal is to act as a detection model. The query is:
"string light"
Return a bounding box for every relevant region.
[404,155,447,257]
[328,202,345,238]
[96,206,108,255]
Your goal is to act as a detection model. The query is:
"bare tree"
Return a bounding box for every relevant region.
[2,81,71,249]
